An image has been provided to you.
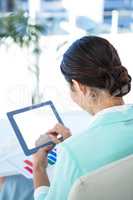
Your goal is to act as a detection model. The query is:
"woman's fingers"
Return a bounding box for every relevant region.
[41,144,54,154]
[35,134,53,147]
[47,123,71,143]
[48,134,61,144]
[34,145,53,159]
[35,123,71,150]
[33,144,53,169]
[33,124,71,169]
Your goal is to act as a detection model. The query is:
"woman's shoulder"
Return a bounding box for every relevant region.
[60,128,91,154]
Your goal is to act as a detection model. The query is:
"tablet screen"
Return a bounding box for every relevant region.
[13,104,59,150]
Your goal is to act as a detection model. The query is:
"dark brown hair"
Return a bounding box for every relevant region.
[60,36,131,97]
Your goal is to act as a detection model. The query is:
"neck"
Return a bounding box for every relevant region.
[91,97,124,115]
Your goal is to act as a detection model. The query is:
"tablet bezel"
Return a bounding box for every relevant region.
[7,101,64,156]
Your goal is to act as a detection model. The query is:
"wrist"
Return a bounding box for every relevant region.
[33,165,50,188]
[33,162,46,172]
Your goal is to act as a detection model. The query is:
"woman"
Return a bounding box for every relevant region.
[33,36,133,200]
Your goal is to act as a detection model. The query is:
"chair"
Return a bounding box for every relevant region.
[69,155,133,200]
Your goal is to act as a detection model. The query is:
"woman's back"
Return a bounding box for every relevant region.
[64,105,133,174]
[43,105,133,200]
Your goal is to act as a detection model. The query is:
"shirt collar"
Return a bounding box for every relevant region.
[95,104,133,118]
[88,104,133,129]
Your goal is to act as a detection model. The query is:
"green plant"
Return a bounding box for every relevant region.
[0,10,45,104]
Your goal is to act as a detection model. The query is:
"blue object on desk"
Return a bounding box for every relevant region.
[48,148,57,165]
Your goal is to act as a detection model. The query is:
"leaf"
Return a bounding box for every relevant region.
[0,10,44,47]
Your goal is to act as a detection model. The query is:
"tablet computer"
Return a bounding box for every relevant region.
[7,101,64,156]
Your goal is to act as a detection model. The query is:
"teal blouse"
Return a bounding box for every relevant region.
[34,105,133,200]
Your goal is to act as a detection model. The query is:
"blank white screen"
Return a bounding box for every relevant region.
[13,105,58,149]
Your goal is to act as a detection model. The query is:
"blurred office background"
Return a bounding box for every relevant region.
[0,0,132,114]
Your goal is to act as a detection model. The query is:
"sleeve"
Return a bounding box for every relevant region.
[34,144,81,200]
[34,186,49,200]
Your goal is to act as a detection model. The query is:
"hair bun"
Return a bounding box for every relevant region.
[107,65,132,97]
[61,36,132,97]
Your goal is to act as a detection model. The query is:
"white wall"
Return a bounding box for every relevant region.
[0,33,132,115]
[63,0,104,23]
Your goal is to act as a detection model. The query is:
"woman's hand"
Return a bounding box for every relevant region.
[33,123,71,169]
[33,123,71,182]
[33,145,53,188]
[47,123,71,144]
[33,124,71,188]
[33,145,53,170]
